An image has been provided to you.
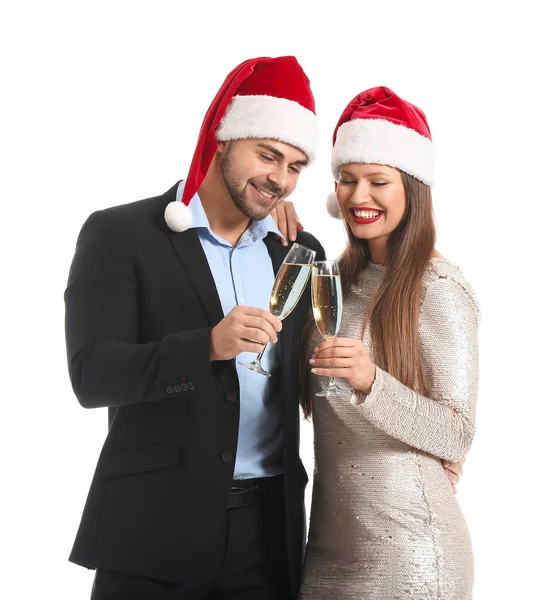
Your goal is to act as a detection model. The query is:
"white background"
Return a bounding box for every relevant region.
[2,1,554,598]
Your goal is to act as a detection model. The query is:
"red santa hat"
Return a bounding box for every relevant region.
[326,86,435,219]
[165,56,319,232]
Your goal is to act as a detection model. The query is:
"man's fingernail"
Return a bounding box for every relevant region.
[314,347,319,352]
[309,359,315,364]
[291,235,296,241]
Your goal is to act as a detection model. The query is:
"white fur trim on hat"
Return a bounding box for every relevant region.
[165,201,193,232]
[326,191,341,219]
[216,95,319,163]
[331,118,435,186]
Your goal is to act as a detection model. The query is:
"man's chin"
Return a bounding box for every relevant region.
[237,200,276,222]
[248,210,272,222]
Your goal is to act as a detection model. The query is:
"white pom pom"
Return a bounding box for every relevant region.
[164,201,193,232]
[326,192,341,219]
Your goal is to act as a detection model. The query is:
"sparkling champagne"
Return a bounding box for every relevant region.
[239,243,315,378]
[312,274,343,338]
[270,263,312,320]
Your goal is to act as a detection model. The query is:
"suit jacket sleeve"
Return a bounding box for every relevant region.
[64,210,214,409]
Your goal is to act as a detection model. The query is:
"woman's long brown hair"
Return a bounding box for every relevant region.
[301,172,435,418]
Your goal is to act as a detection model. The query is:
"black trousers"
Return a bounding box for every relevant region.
[90,475,293,600]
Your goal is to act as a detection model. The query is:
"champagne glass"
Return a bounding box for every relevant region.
[238,242,316,377]
[311,260,343,397]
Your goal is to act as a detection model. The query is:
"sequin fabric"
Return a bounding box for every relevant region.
[300,257,480,600]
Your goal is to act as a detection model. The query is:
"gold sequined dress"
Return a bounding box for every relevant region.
[300,257,480,600]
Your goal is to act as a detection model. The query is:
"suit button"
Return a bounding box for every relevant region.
[181,382,189,392]
[225,391,237,402]
[221,452,234,463]
[188,381,196,391]
[166,386,174,394]
[173,384,181,393]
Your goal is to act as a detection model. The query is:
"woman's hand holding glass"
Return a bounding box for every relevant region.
[310,337,377,395]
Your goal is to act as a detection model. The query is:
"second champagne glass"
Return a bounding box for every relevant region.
[238,242,316,377]
[311,260,343,396]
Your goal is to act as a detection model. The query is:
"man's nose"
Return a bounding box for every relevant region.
[267,165,288,191]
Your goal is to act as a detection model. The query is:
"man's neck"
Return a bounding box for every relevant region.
[197,181,250,247]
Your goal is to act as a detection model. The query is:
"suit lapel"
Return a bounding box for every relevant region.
[161,185,224,326]
[263,235,288,276]
[167,230,224,325]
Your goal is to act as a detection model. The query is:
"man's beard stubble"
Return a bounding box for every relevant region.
[220,144,284,221]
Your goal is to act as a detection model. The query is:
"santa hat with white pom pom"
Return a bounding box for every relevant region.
[164,56,319,232]
[326,86,435,219]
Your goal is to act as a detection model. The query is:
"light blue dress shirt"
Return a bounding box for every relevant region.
[176,182,285,479]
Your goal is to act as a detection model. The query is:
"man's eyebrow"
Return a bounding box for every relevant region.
[257,143,308,167]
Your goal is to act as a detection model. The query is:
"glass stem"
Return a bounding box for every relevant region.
[254,343,268,364]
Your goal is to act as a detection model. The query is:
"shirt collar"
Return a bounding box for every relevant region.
[175,181,285,243]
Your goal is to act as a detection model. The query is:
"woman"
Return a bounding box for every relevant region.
[299,87,480,599]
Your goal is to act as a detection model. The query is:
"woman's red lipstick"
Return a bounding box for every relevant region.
[349,207,384,224]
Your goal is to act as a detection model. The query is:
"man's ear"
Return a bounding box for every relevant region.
[216,140,230,154]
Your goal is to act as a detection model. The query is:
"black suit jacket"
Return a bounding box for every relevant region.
[65,182,325,593]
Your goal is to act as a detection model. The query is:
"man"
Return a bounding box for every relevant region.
[65,55,324,600]
[65,55,465,599]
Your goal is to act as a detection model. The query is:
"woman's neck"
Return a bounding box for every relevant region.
[367,238,387,266]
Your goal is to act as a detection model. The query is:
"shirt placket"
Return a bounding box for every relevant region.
[229,246,245,307]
